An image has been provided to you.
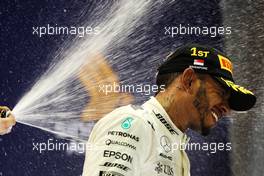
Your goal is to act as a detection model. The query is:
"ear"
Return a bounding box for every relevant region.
[180,67,197,94]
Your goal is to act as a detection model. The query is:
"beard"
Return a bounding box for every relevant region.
[192,81,212,136]
[201,120,211,136]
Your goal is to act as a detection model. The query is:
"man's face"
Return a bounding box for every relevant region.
[190,75,230,135]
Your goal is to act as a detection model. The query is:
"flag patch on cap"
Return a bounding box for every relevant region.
[218,54,233,74]
[193,59,204,66]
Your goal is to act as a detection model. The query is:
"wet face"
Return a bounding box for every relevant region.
[191,75,230,135]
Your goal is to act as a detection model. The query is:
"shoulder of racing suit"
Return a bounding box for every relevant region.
[89,104,154,142]
[83,104,154,176]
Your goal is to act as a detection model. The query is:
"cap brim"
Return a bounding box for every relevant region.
[214,77,256,111]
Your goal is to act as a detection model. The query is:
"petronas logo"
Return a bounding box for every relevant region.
[121,117,133,129]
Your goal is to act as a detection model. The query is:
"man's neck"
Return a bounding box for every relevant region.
[155,93,189,132]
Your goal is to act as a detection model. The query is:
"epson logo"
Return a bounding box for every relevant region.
[153,110,178,135]
[103,150,133,163]
[107,131,139,142]
[101,162,130,172]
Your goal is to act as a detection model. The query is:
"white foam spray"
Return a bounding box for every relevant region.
[12,0,155,140]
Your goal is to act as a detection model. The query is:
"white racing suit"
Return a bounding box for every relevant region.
[83,97,190,176]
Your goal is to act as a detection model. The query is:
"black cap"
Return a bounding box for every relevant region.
[158,44,256,111]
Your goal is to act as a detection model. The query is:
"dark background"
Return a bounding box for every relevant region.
[0,0,232,175]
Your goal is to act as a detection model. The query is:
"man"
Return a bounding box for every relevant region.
[0,106,16,135]
[82,44,256,176]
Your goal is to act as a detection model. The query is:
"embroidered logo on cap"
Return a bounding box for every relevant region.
[193,59,204,66]
[220,78,254,95]
[218,54,233,74]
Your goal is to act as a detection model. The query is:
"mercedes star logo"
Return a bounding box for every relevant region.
[160,135,171,153]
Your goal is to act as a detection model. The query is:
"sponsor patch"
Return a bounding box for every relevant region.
[220,78,254,95]
[99,170,124,176]
[103,150,133,163]
[100,162,131,172]
[153,110,178,135]
[160,136,172,153]
[121,117,133,129]
[155,162,174,176]
[105,139,136,150]
[218,54,233,74]
[159,153,172,161]
[147,120,155,131]
[107,131,139,142]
